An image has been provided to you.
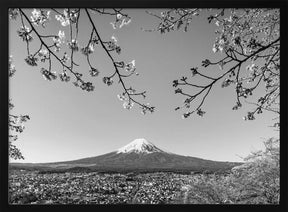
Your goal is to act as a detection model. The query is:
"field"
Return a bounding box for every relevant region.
[9,170,196,204]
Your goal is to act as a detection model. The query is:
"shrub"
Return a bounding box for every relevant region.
[174,138,279,204]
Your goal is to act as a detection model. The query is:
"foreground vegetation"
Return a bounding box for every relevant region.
[173,138,280,204]
[9,139,279,204]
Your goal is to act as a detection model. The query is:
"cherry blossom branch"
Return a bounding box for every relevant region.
[17,8,152,112]
[19,9,87,84]
[85,8,154,113]
[174,36,279,118]
[8,59,29,159]
[147,9,279,119]
[144,9,201,33]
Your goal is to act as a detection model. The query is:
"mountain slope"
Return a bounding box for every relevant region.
[10,138,242,172]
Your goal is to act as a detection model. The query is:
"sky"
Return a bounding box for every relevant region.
[9,9,279,163]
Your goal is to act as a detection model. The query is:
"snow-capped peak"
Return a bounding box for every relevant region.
[116,138,164,154]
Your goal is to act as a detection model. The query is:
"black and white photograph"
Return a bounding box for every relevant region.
[4,7,283,206]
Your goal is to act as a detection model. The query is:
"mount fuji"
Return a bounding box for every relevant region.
[10,138,241,173]
[116,138,165,154]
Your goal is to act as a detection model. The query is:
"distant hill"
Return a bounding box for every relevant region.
[10,138,242,173]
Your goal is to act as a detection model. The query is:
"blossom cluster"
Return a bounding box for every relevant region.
[89,68,99,77]
[148,9,200,34]
[103,77,113,86]
[196,109,206,117]
[38,49,49,62]
[221,79,234,88]
[123,101,134,110]
[60,52,69,63]
[25,55,38,66]
[72,80,95,92]
[9,56,16,77]
[30,9,51,27]
[117,93,134,110]
[110,13,132,29]
[55,9,78,27]
[55,14,70,27]
[68,39,79,51]
[212,36,229,53]
[140,104,155,115]
[59,72,71,82]
[243,112,255,121]
[80,82,94,92]
[232,101,242,110]
[9,115,30,127]
[125,60,136,73]
[183,98,192,109]
[106,36,121,54]
[236,85,253,98]
[53,30,65,52]
[9,8,19,20]
[9,123,25,133]
[17,26,33,42]
[9,143,24,160]
[81,43,95,56]
[40,68,57,81]
[181,112,191,119]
